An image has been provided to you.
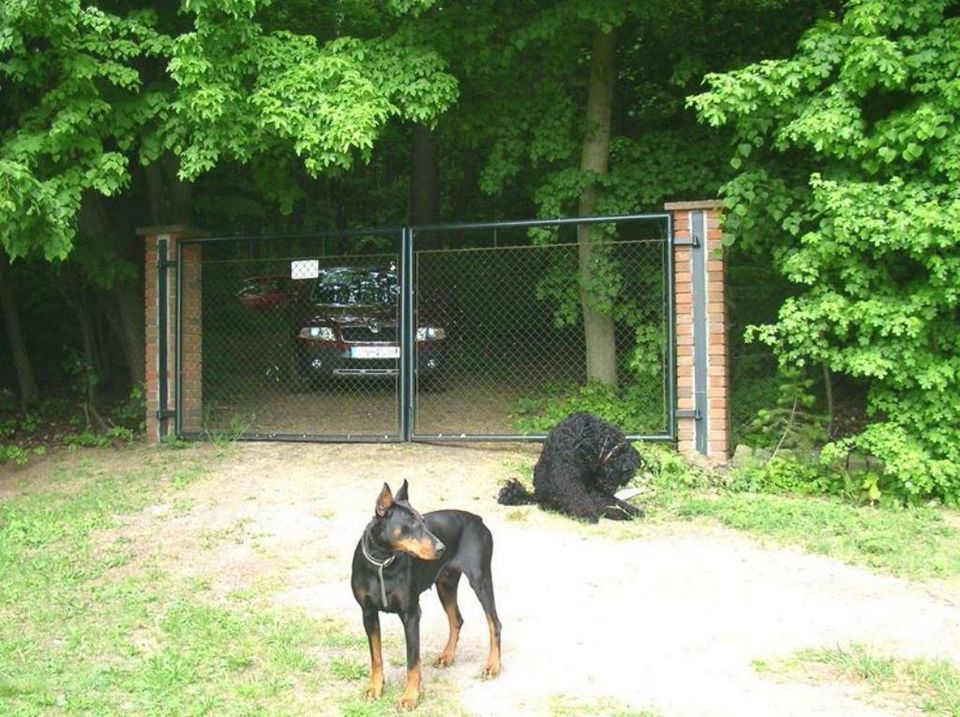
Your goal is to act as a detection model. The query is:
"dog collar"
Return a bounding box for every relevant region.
[361,535,396,606]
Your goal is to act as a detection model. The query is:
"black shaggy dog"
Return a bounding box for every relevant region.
[498,412,644,523]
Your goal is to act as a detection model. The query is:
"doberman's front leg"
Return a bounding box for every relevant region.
[398,606,422,711]
[361,607,384,700]
[435,569,463,668]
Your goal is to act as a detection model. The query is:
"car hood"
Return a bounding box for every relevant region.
[304,304,396,327]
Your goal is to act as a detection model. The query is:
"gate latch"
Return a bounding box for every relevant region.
[672,233,700,248]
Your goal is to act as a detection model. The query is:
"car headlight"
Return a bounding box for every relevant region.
[299,326,336,341]
[416,327,446,341]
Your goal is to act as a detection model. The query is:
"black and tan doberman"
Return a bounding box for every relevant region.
[350,480,501,710]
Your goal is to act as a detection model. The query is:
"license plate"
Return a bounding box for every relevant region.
[351,345,400,359]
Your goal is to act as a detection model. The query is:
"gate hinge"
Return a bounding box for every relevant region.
[158,256,179,270]
[673,233,700,248]
[156,408,177,420]
[675,409,702,420]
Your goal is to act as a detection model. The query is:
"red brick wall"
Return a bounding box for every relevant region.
[705,207,730,459]
[665,201,730,461]
[138,227,203,442]
[671,209,697,455]
[142,237,160,440]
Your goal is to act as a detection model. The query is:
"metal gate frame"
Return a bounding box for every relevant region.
[163,213,677,444]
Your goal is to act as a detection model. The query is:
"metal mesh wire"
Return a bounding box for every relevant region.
[189,218,669,440]
[414,225,669,437]
[196,233,403,438]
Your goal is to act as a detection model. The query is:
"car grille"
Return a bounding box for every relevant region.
[340,326,397,343]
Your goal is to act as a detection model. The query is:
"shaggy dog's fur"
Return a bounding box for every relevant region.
[497,412,643,523]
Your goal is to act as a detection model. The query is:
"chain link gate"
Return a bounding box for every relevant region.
[172,214,674,442]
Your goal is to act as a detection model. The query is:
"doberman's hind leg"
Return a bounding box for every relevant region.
[434,568,464,668]
[361,607,384,700]
[466,567,501,679]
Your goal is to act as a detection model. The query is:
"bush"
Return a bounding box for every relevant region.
[820,424,960,507]
[633,443,718,494]
[691,0,960,508]
[513,379,665,434]
[0,386,145,466]
[738,368,828,451]
[0,443,30,465]
[727,454,839,497]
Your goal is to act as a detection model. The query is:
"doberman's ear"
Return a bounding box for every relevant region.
[395,479,409,503]
[376,483,394,517]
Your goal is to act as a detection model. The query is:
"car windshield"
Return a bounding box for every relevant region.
[309,268,398,306]
[238,277,283,297]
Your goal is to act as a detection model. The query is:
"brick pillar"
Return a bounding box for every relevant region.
[665,201,730,461]
[138,226,204,442]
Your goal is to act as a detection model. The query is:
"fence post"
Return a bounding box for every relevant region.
[665,201,730,461]
[138,225,204,443]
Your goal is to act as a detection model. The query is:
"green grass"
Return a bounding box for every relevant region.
[0,448,464,716]
[669,492,960,578]
[758,644,960,716]
[330,658,368,681]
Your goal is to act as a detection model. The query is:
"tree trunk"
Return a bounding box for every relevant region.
[410,123,441,250]
[53,279,108,429]
[0,250,39,405]
[112,280,146,388]
[79,191,145,389]
[146,151,194,226]
[578,28,618,386]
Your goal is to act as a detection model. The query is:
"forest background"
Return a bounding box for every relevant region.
[2,0,959,504]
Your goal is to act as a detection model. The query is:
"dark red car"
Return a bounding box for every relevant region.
[236,275,304,310]
[289,266,446,389]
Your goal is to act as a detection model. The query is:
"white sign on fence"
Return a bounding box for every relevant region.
[290,259,319,280]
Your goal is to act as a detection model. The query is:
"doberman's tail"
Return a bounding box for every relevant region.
[497,479,536,506]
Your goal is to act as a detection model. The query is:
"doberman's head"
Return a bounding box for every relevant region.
[370,480,445,560]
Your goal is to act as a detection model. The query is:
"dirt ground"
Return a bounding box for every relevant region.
[8,441,960,716]
[209,378,531,437]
